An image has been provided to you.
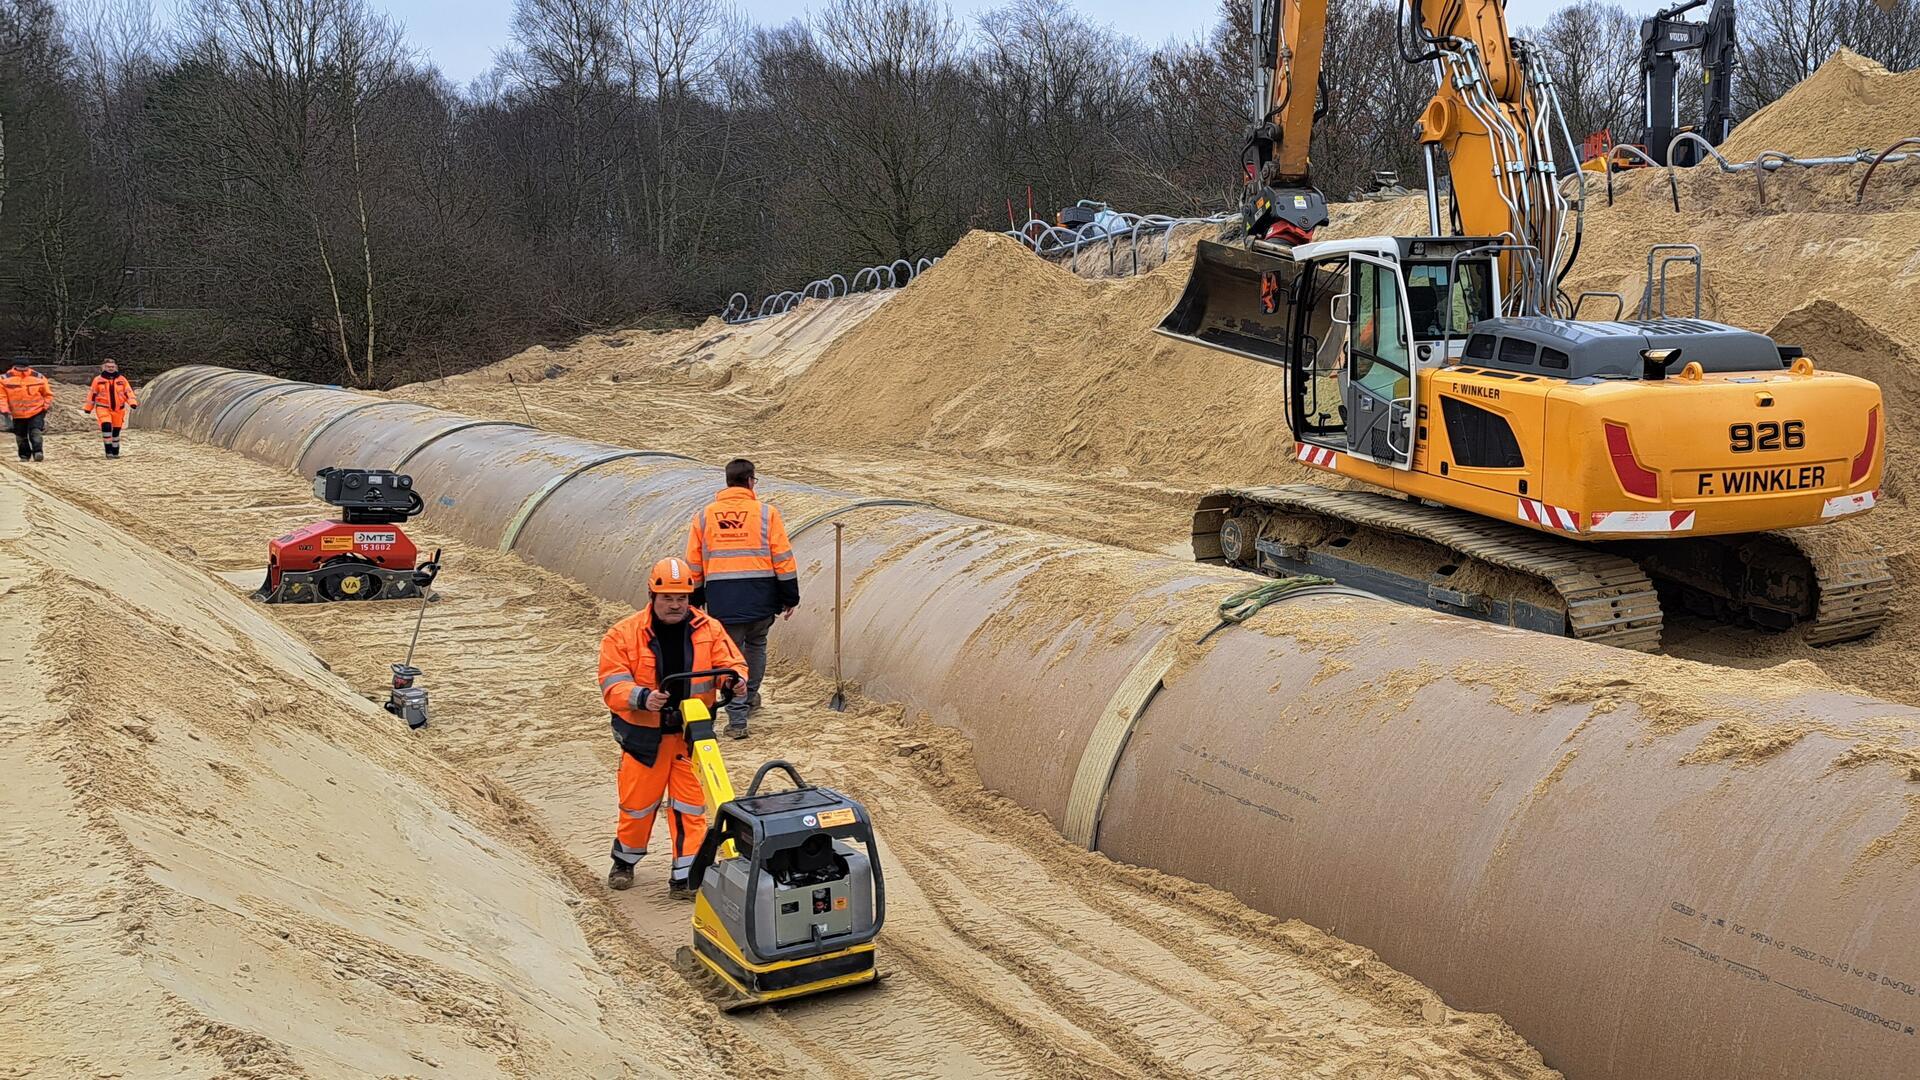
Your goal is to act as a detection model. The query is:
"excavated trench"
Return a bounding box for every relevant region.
[136,366,1920,1080]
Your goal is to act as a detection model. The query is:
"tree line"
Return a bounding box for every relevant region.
[1,0,1913,385]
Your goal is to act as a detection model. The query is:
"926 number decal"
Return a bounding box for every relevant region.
[1730,421,1803,453]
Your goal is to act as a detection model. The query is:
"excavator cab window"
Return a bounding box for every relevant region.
[1404,262,1493,342]
[1345,255,1418,468]
[1350,258,1410,398]
[1292,257,1351,442]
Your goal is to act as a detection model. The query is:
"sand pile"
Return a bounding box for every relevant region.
[0,466,763,1079]
[1722,49,1920,159]
[765,230,1304,487]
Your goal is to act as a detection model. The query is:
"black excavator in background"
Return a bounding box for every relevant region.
[1639,0,1737,165]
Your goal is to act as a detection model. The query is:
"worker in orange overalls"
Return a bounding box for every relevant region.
[1,357,54,462]
[684,458,799,740]
[598,556,747,896]
[83,359,138,458]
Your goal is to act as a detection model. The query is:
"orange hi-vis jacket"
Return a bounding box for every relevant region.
[1,367,54,420]
[85,374,138,427]
[684,486,800,622]
[598,608,746,766]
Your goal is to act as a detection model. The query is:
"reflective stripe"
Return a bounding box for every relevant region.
[688,678,714,695]
[709,545,772,559]
[704,568,777,581]
[761,503,771,538]
[776,571,798,581]
[620,806,653,820]
[670,799,705,817]
[612,841,647,864]
[601,671,636,689]
[628,686,647,710]
[671,854,696,868]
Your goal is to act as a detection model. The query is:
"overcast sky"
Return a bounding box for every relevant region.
[375,0,1671,86]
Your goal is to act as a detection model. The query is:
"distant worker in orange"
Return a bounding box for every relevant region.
[83,359,138,458]
[2,357,54,462]
[598,556,747,896]
[685,458,799,740]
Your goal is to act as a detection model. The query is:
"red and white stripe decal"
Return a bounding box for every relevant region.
[1296,442,1339,469]
[1822,490,1879,518]
[1588,509,1697,534]
[1517,498,1581,532]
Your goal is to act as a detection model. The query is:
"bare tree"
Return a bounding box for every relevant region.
[614,0,738,269]
[973,0,1148,214]
[751,0,974,265]
[1737,0,1920,114]
[1527,2,1640,148]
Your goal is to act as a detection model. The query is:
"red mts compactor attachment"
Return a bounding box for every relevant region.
[257,467,442,603]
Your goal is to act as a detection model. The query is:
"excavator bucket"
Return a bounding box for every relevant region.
[1155,239,1306,367]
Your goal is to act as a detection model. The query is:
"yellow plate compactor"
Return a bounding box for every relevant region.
[670,669,886,1010]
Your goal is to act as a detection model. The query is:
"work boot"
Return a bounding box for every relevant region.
[31,452,43,462]
[668,878,695,901]
[747,690,762,710]
[725,720,749,740]
[607,860,635,891]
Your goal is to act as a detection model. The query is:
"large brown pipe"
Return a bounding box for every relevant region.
[138,367,1920,1079]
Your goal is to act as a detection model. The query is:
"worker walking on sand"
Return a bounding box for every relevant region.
[83,360,138,458]
[1,357,54,463]
[685,459,799,740]
[599,557,747,896]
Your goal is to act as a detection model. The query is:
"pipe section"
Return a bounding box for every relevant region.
[138,368,1920,1080]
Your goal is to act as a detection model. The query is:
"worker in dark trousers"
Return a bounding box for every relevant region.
[83,359,138,457]
[684,459,799,740]
[1,357,54,462]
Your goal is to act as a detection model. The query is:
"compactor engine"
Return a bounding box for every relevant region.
[256,467,441,603]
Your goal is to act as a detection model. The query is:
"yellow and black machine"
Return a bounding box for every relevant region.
[1157,0,1889,650]
[668,669,885,1010]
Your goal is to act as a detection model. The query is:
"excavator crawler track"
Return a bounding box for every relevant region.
[1195,484,1666,651]
[1794,538,1894,646]
[1618,528,1892,646]
[1197,484,1893,651]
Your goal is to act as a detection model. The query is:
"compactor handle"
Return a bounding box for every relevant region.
[659,667,743,707]
[746,759,808,795]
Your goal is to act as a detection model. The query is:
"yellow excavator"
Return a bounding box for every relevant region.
[1158,0,1889,649]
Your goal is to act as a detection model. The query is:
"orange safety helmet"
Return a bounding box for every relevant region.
[649,556,696,595]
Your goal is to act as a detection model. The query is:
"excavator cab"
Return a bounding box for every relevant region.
[1159,235,1499,469]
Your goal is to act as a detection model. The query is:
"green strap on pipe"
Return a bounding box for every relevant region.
[1199,575,1337,642]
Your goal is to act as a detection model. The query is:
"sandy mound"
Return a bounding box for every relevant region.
[0,466,759,1079]
[765,230,1306,487]
[1722,49,1920,159]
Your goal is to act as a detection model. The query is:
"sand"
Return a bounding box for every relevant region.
[0,463,771,1080]
[7,425,1558,1078]
[1721,48,1920,160]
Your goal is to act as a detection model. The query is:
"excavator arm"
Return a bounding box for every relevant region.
[1233,0,1579,313]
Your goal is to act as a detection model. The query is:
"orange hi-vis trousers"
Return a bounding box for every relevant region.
[613,732,708,882]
